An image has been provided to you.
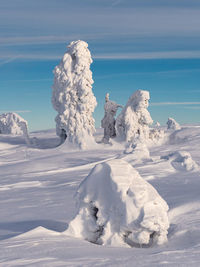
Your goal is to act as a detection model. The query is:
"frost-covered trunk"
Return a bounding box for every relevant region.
[101,93,122,143]
[52,40,97,149]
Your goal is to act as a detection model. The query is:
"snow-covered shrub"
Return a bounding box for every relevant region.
[161,151,199,172]
[66,159,169,247]
[124,140,150,159]
[149,128,165,143]
[101,93,122,143]
[167,117,181,130]
[0,113,30,144]
[116,90,153,144]
[52,40,97,149]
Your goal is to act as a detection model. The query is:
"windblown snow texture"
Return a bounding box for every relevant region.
[116,90,153,143]
[66,159,169,247]
[52,40,97,149]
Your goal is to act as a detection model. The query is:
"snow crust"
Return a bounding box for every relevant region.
[0,112,30,144]
[52,40,97,149]
[167,117,181,130]
[66,159,169,247]
[116,90,153,144]
[101,93,122,143]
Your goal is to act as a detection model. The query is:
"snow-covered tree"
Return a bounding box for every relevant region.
[52,40,97,149]
[66,159,169,247]
[0,113,30,145]
[155,122,161,128]
[116,90,153,144]
[101,93,122,143]
[167,117,181,130]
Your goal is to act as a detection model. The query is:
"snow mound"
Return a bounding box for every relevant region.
[66,159,169,247]
[167,117,181,130]
[161,151,199,172]
[0,112,27,135]
[0,113,30,144]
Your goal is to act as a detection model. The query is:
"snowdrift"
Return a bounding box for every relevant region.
[66,159,169,247]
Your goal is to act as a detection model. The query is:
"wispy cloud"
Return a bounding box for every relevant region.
[151,102,200,106]
[2,50,200,61]
[183,106,200,110]
[0,110,31,114]
[0,35,83,46]
[94,51,200,60]
[0,57,19,67]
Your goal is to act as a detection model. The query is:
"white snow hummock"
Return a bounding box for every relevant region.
[167,117,181,130]
[101,93,122,143]
[161,151,199,172]
[52,40,97,149]
[116,90,153,143]
[0,112,30,144]
[66,159,169,247]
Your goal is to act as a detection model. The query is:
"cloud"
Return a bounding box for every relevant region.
[0,57,19,67]
[183,106,200,110]
[94,51,200,60]
[2,50,200,61]
[151,102,200,106]
[0,110,31,114]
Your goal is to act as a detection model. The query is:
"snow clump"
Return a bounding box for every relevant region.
[0,113,30,144]
[167,117,181,130]
[66,159,169,247]
[155,122,161,127]
[161,151,199,172]
[101,93,122,143]
[52,40,97,149]
[116,90,153,144]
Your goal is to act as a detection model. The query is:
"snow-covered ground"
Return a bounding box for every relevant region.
[0,126,200,266]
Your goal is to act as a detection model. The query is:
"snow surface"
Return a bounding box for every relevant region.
[0,126,200,266]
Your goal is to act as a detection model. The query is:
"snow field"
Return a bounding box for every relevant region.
[0,126,200,266]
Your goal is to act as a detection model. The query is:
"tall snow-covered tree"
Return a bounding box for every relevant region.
[101,93,122,143]
[52,40,97,149]
[116,90,153,143]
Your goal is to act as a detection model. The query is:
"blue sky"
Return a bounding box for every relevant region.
[0,0,200,131]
